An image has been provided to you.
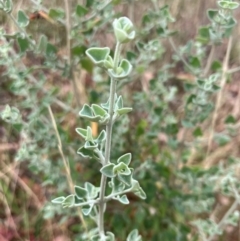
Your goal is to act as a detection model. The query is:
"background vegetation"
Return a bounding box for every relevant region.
[1,0,240,240]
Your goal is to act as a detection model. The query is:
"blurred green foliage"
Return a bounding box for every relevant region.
[1,0,240,240]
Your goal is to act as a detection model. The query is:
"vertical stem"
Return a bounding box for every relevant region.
[203,45,215,77]
[98,42,121,239]
[204,36,232,167]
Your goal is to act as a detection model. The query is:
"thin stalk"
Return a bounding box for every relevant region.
[203,45,215,77]
[98,42,121,239]
[48,106,88,231]
[8,13,35,47]
[168,37,196,74]
[206,200,239,241]
[204,36,232,167]
[227,66,240,74]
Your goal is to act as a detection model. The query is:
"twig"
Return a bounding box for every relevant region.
[204,36,232,167]
[206,199,239,241]
[0,179,22,240]
[48,106,88,231]
[203,45,215,77]
[8,12,35,47]
[168,37,196,74]
[0,166,42,208]
[227,66,240,74]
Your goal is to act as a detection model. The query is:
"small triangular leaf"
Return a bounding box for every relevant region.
[86,126,94,142]
[110,177,125,194]
[85,182,99,199]
[118,195,129,204]
[37,35,48,53]
[77,146,94,158]
[106,232,115,241]
[76,4,88,17]
[76,128,87,139]
[114,162,131,175]
[118,172,132,187]
[62,194,75,208]
[96,130,106,143]
[127,229,142,241]
[117,153,132,166]
[51,196,65,204]
[17,37,29,52]
[17,10,29,27]
[116,107,133,115]
[91,104,107,117]
[100,163,115,178]
[115,96,123,110]
[84,141,98,150]
[82,203,94,216]
[75,186,87,199]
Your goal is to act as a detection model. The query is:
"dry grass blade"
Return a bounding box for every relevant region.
[47,105,88,232]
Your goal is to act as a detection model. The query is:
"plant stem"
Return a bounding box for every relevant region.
[8,13,35,47]
[98,41,121,239]
[203,44,215,77]
[204,36,232,167]
[206,200,239,241]
[168,37,196,74]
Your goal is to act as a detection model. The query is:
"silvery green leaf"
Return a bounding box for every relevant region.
[101,94,117,110]
[116,107,133,115]
[84,141,98,150]
[118,171,132,187]
[90,235,100,241]
[113,162,131,175]
[218,1,239,10]
[108,59,132,79]
[99,113,110,125]
[86,47,110,67]
[77,146,93,158]
[127,229,142,241]
[82,203,94,216]
[85,182,100,199]
[75,186,87,199]
[62,194,75,208]
[104,55,114,69]
[37,35,48,53]
[117,153,132,166]
[101,98,110,110]
[100,163,116,178]
[51,196,65,204]
[96,130,106,143]
[79,104,101,122]
[86,126,94,142]
[2,0,12,13]
[76,127,87,139]
[131,180,147,199]
[75,195,84,204]
[115,95,123,110]
[17,10,29,28]
[115,194,129,204]
[106,232,115,241]
[110,177,125,194]
[91,104,108,117]
[0,105,22,124]
[113,17,135,43]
